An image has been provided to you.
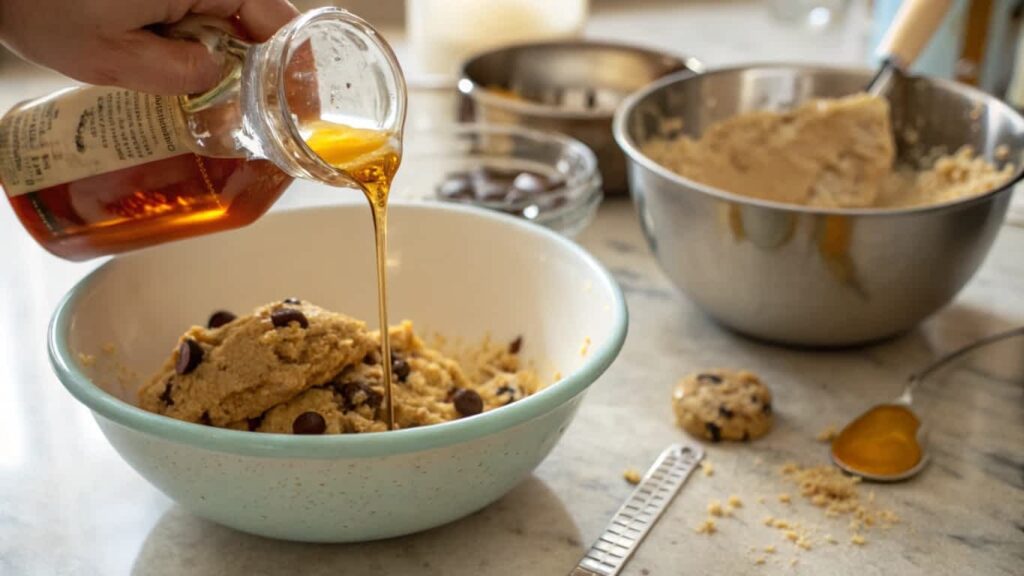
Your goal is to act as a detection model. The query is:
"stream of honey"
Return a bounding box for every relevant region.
[305,121,401,430]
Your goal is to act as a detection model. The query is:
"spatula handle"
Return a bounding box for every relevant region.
[876,0,955,68]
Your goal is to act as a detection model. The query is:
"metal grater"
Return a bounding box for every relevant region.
[569,443,705,576]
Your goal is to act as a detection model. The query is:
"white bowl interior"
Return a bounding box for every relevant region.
[67,201,620,403]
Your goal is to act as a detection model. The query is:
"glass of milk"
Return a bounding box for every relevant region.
[406,0,589,77]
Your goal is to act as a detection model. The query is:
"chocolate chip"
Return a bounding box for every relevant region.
[199,412,212,426]
[697,373,723,385]
[207,310,236,329]
[762,402,772,415]
[338,381,382,411]
[436,172,474,200]
[452,388,483,417]
[504,186,530,206]
[705,421,722,442]
[391,358,410,382]
[362,352,379,365]
[283,297,302,305]
[175,339,203,375]
[470,167,514,201]
[496,384,519,405]
[292,411,326,434]
[271,308,308,329]
[247,415,264,431]
[718,405,734,419]
[496,384,517,397]
[509,336,523,354]
[511,172,559,196]
[750,395,759,404]
[159,378,174,406]
[742,431,751,442]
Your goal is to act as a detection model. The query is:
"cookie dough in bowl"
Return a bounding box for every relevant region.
[48,201,628,542]
[139,300,542,433]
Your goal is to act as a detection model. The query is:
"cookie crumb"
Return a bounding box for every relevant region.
[995,144,1010,161]
[753,557,767,566]
[623,468,642,485]
[825,534,838,544]
[778,493,792,504]
[78,353,97,367]
[816,426,839,442]
[728,495,743,509]
[790,558,799,567]
[695,518,717,534]
[101,343,117,354]
[851,534,867,546]
[779,463,899,530]
[580,337,592,357]
[700,460,715,477]
[764,545,777,554]
[763,515,775,526]
[772,518,792,529]
[708,500,725,517]
[757,495,767,504]
[785,530,799,542]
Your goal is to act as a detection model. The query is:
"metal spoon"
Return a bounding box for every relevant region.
[832,325,1024,482]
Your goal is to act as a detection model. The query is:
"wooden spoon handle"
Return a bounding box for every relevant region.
[876,0,955,68]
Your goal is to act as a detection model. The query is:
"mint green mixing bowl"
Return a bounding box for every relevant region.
[48,201,627,543]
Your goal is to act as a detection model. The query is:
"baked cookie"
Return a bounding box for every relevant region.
[672,369,773,442]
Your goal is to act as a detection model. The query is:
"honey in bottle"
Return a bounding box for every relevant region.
[0,8,406,261]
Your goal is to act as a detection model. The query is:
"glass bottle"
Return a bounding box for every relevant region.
[0,7,406,260]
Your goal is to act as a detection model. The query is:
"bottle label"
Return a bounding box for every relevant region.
[0,86,186,197]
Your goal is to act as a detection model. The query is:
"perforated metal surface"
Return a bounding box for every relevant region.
[569,443,704,576]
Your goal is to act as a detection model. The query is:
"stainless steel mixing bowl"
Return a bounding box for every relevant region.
[614,65,1024,346]
[458,41,702,194]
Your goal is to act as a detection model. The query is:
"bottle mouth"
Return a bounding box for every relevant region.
[272,7,408,184]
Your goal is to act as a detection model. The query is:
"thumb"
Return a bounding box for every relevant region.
[89,31,225,95]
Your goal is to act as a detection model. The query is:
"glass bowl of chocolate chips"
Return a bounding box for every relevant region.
[392,123,602,236]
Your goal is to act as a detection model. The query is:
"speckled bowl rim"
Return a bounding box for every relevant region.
[48,203,628,460]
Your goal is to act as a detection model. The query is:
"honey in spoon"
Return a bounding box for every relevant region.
[831,404,923,479]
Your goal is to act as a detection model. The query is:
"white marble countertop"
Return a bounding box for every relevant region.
[1,2,1023,575]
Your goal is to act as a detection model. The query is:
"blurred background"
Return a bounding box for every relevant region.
[2,0,1022,217]
[4,0,1023,98]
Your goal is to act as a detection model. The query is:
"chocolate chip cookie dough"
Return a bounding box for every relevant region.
[139,300,541,434]
[672,369,773,442]
[642,93,1014,209]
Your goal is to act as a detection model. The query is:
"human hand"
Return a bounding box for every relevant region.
[0,0,298,94]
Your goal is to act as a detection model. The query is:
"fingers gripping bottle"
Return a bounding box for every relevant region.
[0,8,406,260]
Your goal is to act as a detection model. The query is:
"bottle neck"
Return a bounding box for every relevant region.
[172,7,406,187]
